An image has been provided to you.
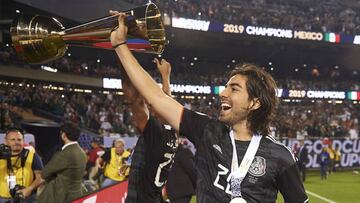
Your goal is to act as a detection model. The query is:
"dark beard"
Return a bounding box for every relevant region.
[219,111,248,126]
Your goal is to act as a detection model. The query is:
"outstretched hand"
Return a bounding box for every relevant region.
[153,58,171,78]
[109,10,128,47]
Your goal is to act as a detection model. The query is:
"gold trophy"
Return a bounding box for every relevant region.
[10,2,166,64]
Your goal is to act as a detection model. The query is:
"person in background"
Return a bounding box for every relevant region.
[121,58,178,203]
[96,138,130,187]
[334,145,341,172]
[0,128,43,203]
[38,122,87,203]
[319,146,330,180]
[167,139,196,203]
[327,143,335,174]
[86,137,104,180]
[296,139,308,182]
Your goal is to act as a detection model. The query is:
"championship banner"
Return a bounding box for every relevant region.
[280,139,360,168]
[72,181,128,203]
[171,17,360,45]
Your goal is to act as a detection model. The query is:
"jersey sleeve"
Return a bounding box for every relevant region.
[179,108,212,147]
[277,156,309,203]
[31,152,44,171]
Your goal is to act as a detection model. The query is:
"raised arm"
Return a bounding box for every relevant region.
[154,58,172,96]
[110,11,183,131]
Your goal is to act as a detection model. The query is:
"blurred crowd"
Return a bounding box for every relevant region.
[0,43,122,78]
[0,81,359,139]
[1,43,359,91]
[0,83,136,136]
[128,0,360,35]
[275,101,359,139]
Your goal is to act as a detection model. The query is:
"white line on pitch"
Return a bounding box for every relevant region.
[306,190,337,203]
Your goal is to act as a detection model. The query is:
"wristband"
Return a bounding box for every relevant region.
[112,41,126,49]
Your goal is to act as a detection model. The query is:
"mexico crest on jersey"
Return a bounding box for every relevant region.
[249,156,266,177]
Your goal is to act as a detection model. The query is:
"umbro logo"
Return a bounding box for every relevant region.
[213,144,222,154]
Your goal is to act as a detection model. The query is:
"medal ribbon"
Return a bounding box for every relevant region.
[229,130,262,198]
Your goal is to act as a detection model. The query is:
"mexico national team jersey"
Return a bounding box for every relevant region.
[126,116,178,203]
[180,109,309,203]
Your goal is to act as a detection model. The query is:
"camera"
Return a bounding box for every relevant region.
[10,184,25,203]
[0,143,11,159]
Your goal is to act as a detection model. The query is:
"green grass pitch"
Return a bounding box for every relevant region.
[190,170,360,203]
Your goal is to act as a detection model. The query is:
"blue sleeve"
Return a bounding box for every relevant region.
[32,153,44,171]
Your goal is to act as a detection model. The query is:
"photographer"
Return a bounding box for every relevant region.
[96,138,131,187]
[0,128,44,203]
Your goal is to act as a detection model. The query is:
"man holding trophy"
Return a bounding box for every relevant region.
[108,10,308,203]
[9,2,308,202]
